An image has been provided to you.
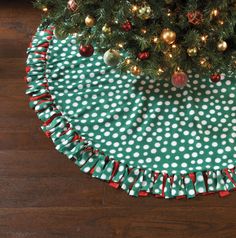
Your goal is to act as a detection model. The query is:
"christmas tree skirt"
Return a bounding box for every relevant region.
[25,23,236,199]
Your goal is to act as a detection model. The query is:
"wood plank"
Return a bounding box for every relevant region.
[0,150,89,178]
[0,207,235,238]
[0,58,28,79]
[0,176,104,208]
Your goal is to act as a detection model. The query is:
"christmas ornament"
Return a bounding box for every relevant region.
[122,20,132,32]
[187,47,198,57]
[103,49,120,66]
[54,27,68,40]
[85,15,95,27]
[79,44,94,57]
[137,51,150,60]
[67,0,78,12]
[171,71,188,88]
[102,24,112,34]
[210,73,221,83]
[130,65,141,75]
[217,40,228,52]
[160,28,176,44]
[187,11,203,25]
[137,3,152,20]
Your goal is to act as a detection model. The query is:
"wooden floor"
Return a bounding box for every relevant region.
[1,1,236,237]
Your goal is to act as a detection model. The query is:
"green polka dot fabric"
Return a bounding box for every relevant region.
[25,23,236,199]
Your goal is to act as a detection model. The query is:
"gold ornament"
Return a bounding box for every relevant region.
[160,28,176,44]
[137,3,152,20]
[102,24,112,34]
[85,15,95,27]
[217,40,228,52]
[130,65,141,76]
[187,47,198,57]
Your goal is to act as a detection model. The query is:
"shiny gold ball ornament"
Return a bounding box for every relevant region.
[137,3,152,20]
[85,15,95,27]
[103,49,120,66]
[187,47,198,57]
[217,40,228,52]
[130,65,141,76]
[160,28,176,45]
[102,24,112,34]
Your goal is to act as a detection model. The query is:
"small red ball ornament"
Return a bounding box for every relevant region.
[171,71,188,88]
[67,0,78,12]
[137,51,150,60]
[187,11,203,25]
[210,73,221,83]
[79,44,94,57]
[122,20,132,32]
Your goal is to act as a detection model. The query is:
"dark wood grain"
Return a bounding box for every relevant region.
[0,1,236,238]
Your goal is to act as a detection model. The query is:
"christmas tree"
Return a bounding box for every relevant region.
[34,0,236,87]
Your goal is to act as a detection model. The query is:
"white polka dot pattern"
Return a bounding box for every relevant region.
[44,32,236,175]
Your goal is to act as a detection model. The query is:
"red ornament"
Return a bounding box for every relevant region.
[187,11,203,25]
[122,20,132,32]
[137,51,150,60]
[79,44,94,57]
[67,0,78,12]
[210,73,221,83]
[171,71,188,88]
